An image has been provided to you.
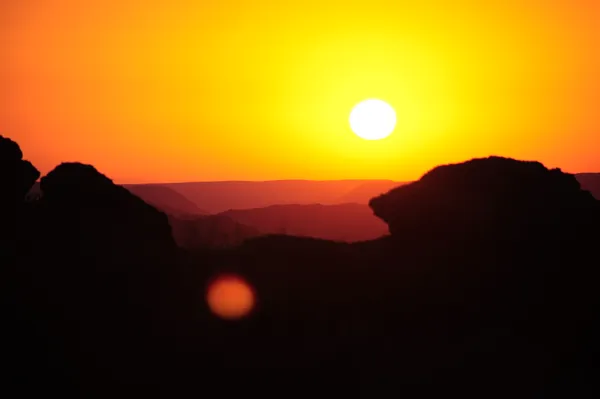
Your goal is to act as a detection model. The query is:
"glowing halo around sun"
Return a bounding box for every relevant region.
[349,99,397,140]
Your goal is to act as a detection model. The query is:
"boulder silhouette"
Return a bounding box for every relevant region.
[370,156,598,242]
[39,162,176,264]
[0,135,40,207]
[0,134,40,260]
[0,136,44,395]
[31,162,183,392]
[368,156,600,392]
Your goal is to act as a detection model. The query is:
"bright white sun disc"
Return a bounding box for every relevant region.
[349,99,396,140]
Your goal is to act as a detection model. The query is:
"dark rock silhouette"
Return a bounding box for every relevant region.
[371,156,597,240]
[21,162,183,395]
[38,162,177,268]
[2,134,600,398]
[0,135,40,218]
[367,156,600,394]
[0,136,45,395]
[576,172,600,199]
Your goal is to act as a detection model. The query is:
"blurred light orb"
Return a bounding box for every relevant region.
[349,99,396,140]
[206,274,256,320]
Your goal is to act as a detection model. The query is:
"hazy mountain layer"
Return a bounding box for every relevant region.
[219,203,388,242]
[125,184,205,216]
[156,179,401,213]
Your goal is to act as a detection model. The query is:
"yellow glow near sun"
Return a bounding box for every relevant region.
[349,99,397,140]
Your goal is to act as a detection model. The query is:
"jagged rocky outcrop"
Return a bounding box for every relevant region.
[28,162,183,392]
[0,135,40,253]
[576,173,600,200]
[366,156,600,392]
[38,162,177,266]
[370,156,599,242]
[0,135,40,214]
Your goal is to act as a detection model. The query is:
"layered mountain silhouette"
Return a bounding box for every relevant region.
[3,133,600,397]
[140,179,402,213]
[122,174,598,218]
[123,186,264,249]
[125,184,206,216]
[125,181,394,246]
[219,203,388,242]
[163,203,386,248]
[30,181,389,248]
[121,172,600,247]
[167,213,261,249]
[335,180,401,203]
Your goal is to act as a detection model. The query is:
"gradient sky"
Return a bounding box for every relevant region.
[1,1,599,183]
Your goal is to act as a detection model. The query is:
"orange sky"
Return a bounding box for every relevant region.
[1,1,599,183]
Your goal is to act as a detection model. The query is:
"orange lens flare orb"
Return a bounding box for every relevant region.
[206,274,256,320]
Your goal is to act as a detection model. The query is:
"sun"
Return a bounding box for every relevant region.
[349,99,397,140]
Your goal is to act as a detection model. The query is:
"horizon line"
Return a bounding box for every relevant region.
[122,178,405,186]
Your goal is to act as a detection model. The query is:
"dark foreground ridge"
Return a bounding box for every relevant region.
[2,135,600,398]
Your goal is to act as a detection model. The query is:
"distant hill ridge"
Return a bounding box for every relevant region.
[125,179,402,213]
[218,203,389,242]
[125,184,206,216]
